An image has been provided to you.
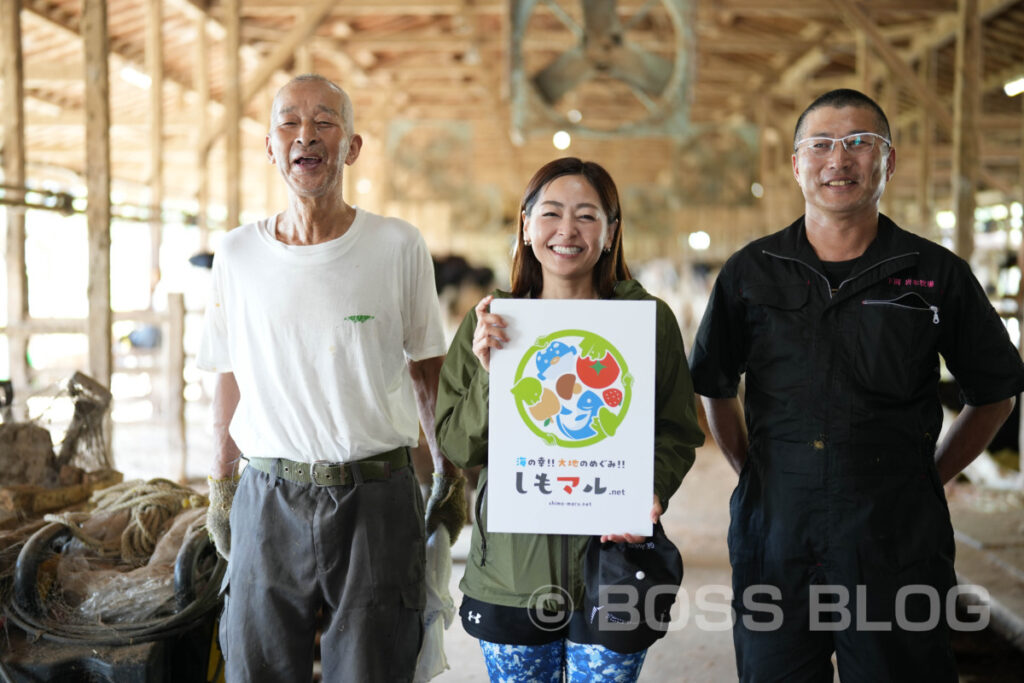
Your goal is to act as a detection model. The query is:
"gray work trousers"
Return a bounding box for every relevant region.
[219,461,426,683]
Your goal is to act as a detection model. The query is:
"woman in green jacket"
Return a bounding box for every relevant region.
[435,157,704,682]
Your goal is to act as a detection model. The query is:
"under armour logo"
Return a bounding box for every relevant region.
[467,610,482,624]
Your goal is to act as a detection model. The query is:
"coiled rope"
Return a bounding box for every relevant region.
[9,479,223,645]
[43,478,207,565]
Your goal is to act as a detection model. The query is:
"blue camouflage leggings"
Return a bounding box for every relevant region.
[479,639,647,682]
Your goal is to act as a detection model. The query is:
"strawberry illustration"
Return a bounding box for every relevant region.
[602,388,622,408]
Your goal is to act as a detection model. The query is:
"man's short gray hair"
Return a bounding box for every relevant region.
[271,74,355,133]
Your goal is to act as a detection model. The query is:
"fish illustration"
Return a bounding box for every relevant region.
[535,341,577,380]
[555,390,604,440]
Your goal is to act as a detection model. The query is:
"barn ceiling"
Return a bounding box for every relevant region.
[4,0,1024,242]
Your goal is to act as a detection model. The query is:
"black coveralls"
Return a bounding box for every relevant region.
[689,215,1024,683]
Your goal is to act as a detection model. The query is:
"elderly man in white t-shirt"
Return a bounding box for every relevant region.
[197,74,466,683]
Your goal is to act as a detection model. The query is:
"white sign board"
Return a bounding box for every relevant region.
[487,299,656,536]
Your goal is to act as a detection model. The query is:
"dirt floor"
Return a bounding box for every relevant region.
[107,409,1023,682]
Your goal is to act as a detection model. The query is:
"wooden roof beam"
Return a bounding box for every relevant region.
[20,0,247,131]
[238,0,503,13]
[200,0,350,155]
[903,0,1020,52]
[770,0,1019,103]
[983,61,1024,93]
[711,0,956,13]
[22,0,320,151]
[826,0,1012,195]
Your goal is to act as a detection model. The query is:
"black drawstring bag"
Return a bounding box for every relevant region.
[579,522,684,654]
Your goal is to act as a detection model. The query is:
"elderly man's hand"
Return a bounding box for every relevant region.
[425,473,467,545]
[207,476,238,560]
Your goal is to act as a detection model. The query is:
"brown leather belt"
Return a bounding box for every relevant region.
[246,447,409,487]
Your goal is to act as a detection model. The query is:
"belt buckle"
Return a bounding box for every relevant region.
[311,460,344,486]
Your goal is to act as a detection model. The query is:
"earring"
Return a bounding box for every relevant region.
[602,246,610,253]
[523,238,531,246]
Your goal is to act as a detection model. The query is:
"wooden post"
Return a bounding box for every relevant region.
[879,78,898,219]
[828,0,1009,197]
[82,0,112,389]
[951,0,980,261]
[147,0,164,297]
[756,95,780,233]
[857,30,871,96]
[295,44,313,75]
[224,0,241,230]
[167,293,187,483]
[917,51,935,238]
[1019,93,1024,345]
[195,2,210,247]
[1019,94,1024,477]
[1,0,29,407]
[199,0,339,157]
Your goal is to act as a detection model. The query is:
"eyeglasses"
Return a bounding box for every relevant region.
[794,132,891,156]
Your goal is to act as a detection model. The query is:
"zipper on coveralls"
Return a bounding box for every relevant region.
[762,250,920,300]
[862,292,940,324]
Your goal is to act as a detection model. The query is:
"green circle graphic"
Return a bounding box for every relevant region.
[511,329,632,448]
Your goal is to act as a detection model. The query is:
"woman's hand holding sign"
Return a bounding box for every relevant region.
[472,295,509,372]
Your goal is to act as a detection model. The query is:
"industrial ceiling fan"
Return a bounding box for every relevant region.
[510,0,694,138]
[531,0,674,105]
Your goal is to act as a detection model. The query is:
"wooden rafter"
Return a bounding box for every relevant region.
[828,0,1013,194]
[4,0,1022,241]
[199,0,346,155]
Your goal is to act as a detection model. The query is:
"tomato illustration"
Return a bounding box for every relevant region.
[602,388,622,407]
[576,352,620,389]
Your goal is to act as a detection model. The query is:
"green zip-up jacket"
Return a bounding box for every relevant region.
[435,280,705,610]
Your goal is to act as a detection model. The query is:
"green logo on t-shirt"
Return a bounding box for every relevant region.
[345,315,375,323]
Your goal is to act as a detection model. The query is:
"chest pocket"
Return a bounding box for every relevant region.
[740,283,811,385]
[854,292,940,403]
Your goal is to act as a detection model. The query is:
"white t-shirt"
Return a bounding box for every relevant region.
[197,208,447,463]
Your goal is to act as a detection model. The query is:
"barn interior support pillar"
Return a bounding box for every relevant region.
[1,0,29,408]
[82,0,113,461]
[147,0,165,297]
[195,0,210,248]
[224,0,241,230]
[952,0,981,261]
